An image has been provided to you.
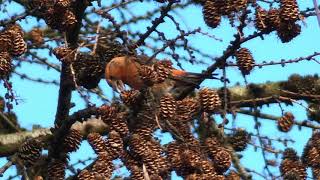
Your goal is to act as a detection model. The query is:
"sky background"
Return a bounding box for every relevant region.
[0,0,319,179]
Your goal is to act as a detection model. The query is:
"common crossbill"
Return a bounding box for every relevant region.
[105,56,217,97]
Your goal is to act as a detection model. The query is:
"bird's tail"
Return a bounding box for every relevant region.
[170,70,219,85]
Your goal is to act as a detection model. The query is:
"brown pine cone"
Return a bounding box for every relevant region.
[63,129,82,153]
[281,148,307,180]
[53,46,75,63]
[0,52,12,79]
[280,0,300,22]
[267,8,281,29]
[9,31,27,57]
[129,134,149,156]
[121,90,141,106]
[87,133,107,154]
[215,0,232,16]
[254,6,268,31]
[198,88,221,113]
[17,139,42,167]
[105,131,123,159]
[108,113,129,137]
[120,151,141,170]
[302,146,320,167]
[181,149,201,167]
[55,0,71,8]
[130,166,144,180]
[77,169,95,180]
[47,159,66,180]
[204,137,221,157]
[98,105,117,123]
[212,148,231,173]
[92,152,114,179]
[30,28,44,45]
[203,0,221,28]
[276,21,301,43]
[0,31,13,52]
[139,65,158,86]
[227,129,250,151]
[235,48,255,75]
[166,141,183,169]
[280,159,307,180]
[176,97,199,119]
[277,112,295,132]
[154,60,172,83]
[232,0,248,12]
[159,94,176,119]
[199,160,216,175]
[312,167,320,179]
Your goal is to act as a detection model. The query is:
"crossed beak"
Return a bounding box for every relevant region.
[107,79,125,93]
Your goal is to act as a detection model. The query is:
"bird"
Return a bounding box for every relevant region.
[105,55,218,98]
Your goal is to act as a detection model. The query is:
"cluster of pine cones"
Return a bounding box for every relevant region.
[202,0,248,28]
[254,0,301,43]
[279,132,320,179]
[28,0,80,32]
[0,24,27,79]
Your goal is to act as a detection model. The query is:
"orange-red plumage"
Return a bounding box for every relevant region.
[105,56,217,96]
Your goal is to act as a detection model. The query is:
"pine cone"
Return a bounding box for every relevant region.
[232,0,248,12]
[167,142,183,169]
[302,146,320,167]
[47,159,66,180]
[176,98,199,119]
[55,0,71,8]
[215,0,232,15]
[98,105,117,123]
[10,31,27,57]
[280,159,307,180]
[254,6,268,31]
[77,169,95,180]
[121,151,141,170]
[130,166,144,180]
[276,21,301,43]
[283,148,299,161]
[227,129,250,151]
[313,167,320,179]
[121,90,141,106]
[280,0,300,22]
[30,28,44,45]
[181,149,201,167]
[267,8,281,29]
[63,129,82,153]
[278,112,295,132]
[17,139,42,167]
[109,113,129,137]
[92,152,114,179]
[72,53,105,89]
[0,31,13,52]
[87,133,107,154]
[199,160,216,176]
[139,65,158,86]
[160,95,176,119]
[154,61,172,83]
[105,131,123,159]
[235,48,255,75]
[129,134,149,156]
[212,148,231,173]
[198,88,221,113]
[203,1,221,28]
[0,52,12,79]
[53,47,75,63]
[204,137,221,157]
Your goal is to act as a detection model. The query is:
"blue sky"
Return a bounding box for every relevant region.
[0,0,319,179]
